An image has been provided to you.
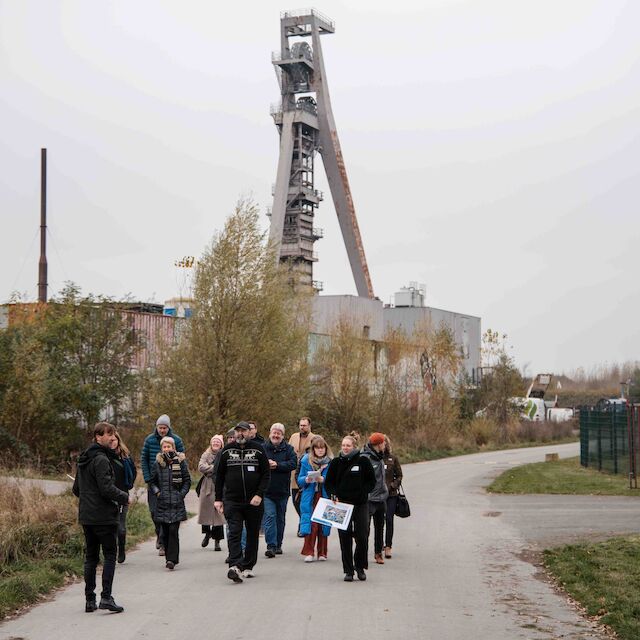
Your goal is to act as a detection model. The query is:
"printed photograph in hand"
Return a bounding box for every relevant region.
[322,503,348,525]
[311,497,354,530]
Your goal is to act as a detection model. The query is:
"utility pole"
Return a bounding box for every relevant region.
[38,148,48,303]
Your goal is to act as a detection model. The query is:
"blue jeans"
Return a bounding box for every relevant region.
[263,495,288,550]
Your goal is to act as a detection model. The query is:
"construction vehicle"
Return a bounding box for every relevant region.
[514,373,574,422]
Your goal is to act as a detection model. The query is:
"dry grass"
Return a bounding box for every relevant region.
[0,480,154,620]
[0,482,79,566]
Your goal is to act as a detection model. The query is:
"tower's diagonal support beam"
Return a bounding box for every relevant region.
[311,24,374,299]
[268,109,296,254]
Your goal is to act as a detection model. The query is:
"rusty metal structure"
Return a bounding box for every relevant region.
[269,9,374,298]
[38,148,48,303]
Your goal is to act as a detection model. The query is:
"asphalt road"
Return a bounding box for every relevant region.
[2,442,639,640]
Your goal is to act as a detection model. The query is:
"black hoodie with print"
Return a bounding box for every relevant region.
[214,439,271,504]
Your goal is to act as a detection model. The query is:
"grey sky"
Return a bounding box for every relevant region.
[1,0,639,374]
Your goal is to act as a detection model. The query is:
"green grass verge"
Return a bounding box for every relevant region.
[544,536,640,640]
[487,456,640,495]
[0,501,155,620]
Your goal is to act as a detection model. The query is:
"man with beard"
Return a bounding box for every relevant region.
[288,417,315,535]
[215,421,270,583]
[73,422,130,613]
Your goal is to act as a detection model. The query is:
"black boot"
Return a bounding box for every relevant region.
[214,539,221,551]
[99,596,124,613]
[117,534,126,564]
[85,598,97,613]
[201,532,211,548]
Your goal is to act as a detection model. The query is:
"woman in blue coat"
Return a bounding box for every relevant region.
[298,436,333,562]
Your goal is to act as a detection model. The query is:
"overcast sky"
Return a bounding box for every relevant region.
[1,0,639,375]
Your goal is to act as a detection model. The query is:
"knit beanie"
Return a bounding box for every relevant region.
[369,432,385,446]
[211,434,224,448]
[156,414,171,428]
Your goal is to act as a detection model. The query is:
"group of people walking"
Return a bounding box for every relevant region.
[72,414,404,612]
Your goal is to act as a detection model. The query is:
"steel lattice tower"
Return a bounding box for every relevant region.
[269,9,374,298]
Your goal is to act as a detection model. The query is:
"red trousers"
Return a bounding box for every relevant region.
[301,492,328,558]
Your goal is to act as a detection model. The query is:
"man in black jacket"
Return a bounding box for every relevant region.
[214,421,270,583]
[73,422,130,613]
[262,423,297,558]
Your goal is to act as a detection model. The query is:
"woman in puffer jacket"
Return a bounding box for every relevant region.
[150,436,191,570]
[298,436,333,562]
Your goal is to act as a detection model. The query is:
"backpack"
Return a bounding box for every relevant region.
[123,457,137,491]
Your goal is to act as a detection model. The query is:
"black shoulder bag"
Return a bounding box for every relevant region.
[195,475,205,497]
[395,484,411,518]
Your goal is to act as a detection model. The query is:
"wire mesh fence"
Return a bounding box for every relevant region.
[580,405,640,486]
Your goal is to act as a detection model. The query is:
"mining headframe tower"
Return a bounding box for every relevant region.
[268,9,374,299]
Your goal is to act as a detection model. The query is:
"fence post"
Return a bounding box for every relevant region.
[612,409,618,474]
[597,412,602,472]
[627,406,636,489]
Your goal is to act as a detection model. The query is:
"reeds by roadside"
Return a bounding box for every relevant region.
[0,480,154,619]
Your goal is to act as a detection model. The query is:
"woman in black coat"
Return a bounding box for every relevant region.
[150,436,191,570]
[324,435,375,582]
[109,431,137,564]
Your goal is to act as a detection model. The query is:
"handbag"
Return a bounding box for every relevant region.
[195,475,204,497]
[394,484,411,518]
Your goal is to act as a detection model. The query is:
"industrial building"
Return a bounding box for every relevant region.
[269,10,481,383]
[311,287,481,382]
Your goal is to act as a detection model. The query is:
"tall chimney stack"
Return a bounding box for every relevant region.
[38,148,48,303]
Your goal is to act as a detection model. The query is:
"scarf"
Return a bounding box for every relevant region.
[163,451,183,487]
[309,453,331,471]
[340,448,359,462]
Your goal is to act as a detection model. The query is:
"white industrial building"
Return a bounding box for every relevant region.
[311,285,481,382]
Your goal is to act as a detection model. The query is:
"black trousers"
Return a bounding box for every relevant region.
[368,500,387,555]
[291,488,302,516]
[338,502,369,575]
[385,495,398,548]
[160,522,181,564]
[147,487,162,539]
[225,501,263,571]
[201,524,224,540]
[82,524,118,599]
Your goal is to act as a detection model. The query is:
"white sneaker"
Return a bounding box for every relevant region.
[227,566,243,583]
[304,555,314,563]
[318,556,327,561]
[242,569,255,578]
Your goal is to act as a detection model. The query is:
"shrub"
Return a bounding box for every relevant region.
[0,482,78,566]
[467,416,498,446]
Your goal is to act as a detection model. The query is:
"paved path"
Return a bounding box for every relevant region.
[1,476,73,496]
[2,442,639,640]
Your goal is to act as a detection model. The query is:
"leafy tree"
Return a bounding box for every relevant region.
[142,199,311,448]
[0,285,144,465]
[310,316,376,437]
[476,330,523,441]
[42,284,143,429]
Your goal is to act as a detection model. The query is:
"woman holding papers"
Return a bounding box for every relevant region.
[325,435,376,582]
[298,436,333,562]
